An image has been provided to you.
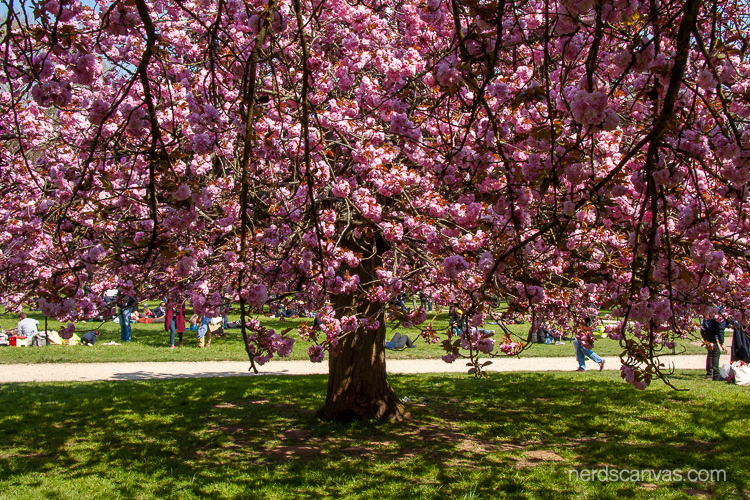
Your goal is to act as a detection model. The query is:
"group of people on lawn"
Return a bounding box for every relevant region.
[699,309,749,381]
[13,291,750,376]
[115,294,223,349]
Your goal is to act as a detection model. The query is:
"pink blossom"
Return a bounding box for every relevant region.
[73,54,102,86]
[85,245,106,263]
[59,322,76,339]
[441,353,457,363]
[601,109,620,131]
[341,315,358,332]
[241,284,268,308]
[381,222,404,242]
[88,99,110,124]
[191,133,213,155]
[331,180,350,197]
[38,299,61,318]
[254,354,272,365]
[277,337,294,357]
[612,50,633,68]
[564,162,589,186]
[499,342,519,355]
[435,62,461,86]
[44,0,60,15]
[175,256,197,277]
[31,82,72,108]
[526,285,545,304]
[477,337,495,353]
[172,185,192,201]
[570,90,608,126]
[697,69,718,89]
[443,255,471,279]
[478,251,494,273]
[307,345,325,362]
[691,239,714,265]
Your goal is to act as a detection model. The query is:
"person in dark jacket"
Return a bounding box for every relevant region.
[701,313,728,380]
[81,330,99,346]
[152,301,167,318]
[730,320,750,364]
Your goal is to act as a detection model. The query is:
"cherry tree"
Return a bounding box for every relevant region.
[1,0,749,420]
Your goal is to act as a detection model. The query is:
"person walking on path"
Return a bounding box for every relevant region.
[165,299,187,348]
[117,293,136,342]
[701,311,727,380]
[573,317,605,372]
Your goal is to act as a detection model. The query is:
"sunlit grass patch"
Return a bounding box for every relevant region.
[0,371,748,499]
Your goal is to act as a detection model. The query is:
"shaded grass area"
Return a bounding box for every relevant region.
[0,307,707,364]
[0,372,748,499]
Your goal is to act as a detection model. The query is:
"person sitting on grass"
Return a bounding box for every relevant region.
[81,330,99,346]
[142,306,155,318]
[17,312,44,346]
[449,306,466,338]
[16,312,39,337]
[152,302,166,318]
[385,332,415,350]
[189,314,201,331]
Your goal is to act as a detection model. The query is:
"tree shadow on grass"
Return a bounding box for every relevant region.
[0,373,748,499]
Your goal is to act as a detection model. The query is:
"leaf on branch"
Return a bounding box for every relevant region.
[539,177,550,197]
[530,126,551,139]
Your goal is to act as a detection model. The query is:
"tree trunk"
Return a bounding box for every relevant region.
[317,237,409,422]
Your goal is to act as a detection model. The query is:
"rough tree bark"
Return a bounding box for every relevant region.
[317,236,409,422]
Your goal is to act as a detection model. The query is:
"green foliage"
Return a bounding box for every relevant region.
[0,372,747,499]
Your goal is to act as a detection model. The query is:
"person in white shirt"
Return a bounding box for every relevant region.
[17,312,44,346]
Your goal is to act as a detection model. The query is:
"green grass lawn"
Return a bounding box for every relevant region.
[0,372,747,499]
[0,306,707,364]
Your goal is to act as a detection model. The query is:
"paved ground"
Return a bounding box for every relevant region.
[0,354,726,383]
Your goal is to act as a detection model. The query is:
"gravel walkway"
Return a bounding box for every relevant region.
[0,354,723,383]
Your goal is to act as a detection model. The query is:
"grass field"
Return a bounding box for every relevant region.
[0,371,747,499]
[0,306,707,364]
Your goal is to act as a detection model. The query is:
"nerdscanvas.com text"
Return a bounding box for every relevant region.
[568,468,726,483]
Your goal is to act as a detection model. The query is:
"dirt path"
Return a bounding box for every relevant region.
[0,354,723,383]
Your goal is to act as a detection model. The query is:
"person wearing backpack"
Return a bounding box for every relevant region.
[701,310,727,381]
